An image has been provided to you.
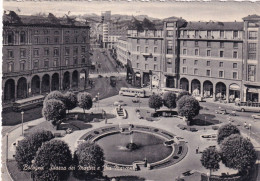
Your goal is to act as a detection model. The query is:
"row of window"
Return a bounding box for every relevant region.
[181,30,240,39]
[182,67,238,79]
[182,41,240,49]
[7,46,86,59]
[182,59,238,68]
[136,46,159,53]
[136,63,158,70]
[7,57,87,72]
[181,49,239,58]
[136,39,159,45]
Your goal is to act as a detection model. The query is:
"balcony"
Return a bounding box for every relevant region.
[141,52,153,58]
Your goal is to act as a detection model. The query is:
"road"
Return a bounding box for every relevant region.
[200,101,260,143]
[90,48,124,74]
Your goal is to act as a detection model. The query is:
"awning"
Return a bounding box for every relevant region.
[248,88,259,93]
[229,84,240,91]
[135,72,141,77]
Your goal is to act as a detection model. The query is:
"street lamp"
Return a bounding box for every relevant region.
[249,123,252,139]
[97,92,100,111]
[138,93,140,108]
[207,172,210,181]
[6,133,9,163]
[21,111,24,136]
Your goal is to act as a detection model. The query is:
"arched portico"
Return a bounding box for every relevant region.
[17,77,27,99]
[4,79,15,101]
[191,79,201,96]
[63,71,70,90]
[216,82,227,100]
[51,73,59,91]
[180,78,189,92]
[31,75,40,95]
[203,80,213,98]
[42,74,50,93]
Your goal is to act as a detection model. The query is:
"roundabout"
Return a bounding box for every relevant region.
[78,124,188,171]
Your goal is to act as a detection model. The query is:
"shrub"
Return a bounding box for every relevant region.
[32,140,73,181]
[163,92,177,110]
[15,130,54,171]
[77,92,93,115]
[217,123,240,144]
[220,134,257,173]
[74,142,104,178]
[177,95,200,122]
[176,91,190,101]
[64,91,77,113]
[148,94,163,111]
[42,99,66,126]
[44,91,65,104]
[200,146,221,176]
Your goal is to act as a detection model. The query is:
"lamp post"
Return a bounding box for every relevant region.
[249,123,252,139]
[138,93,140,108]
[207,172,210,181]
[21,111,24,136]
[6,133,9,163]
[97,92,100,111]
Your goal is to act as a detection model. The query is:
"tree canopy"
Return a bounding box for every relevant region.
[200,146,221,175]
[220,134,257,173]
[148,94,163,111]
[42,99,66,126]
[44,91,65,104]
[163,92,177,109]
[74,142,104,177]
[64,91,78,112]
[177,95,200,121]
[32,140,73,181]
[176,91,190,102]
[77,92,93,114]
[217,123,240,144]
[15,130,54,171]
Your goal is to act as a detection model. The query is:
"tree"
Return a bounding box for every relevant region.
[220,134,257,173]
[217,123,240,144]
[163,92,177,110]
[74,142,104,178]
[42,99,66,127]
[77,92,93,116]
[15,130,54,171]
[32,140,73,181]
[177,95,200,124]
[148,94,163,111]
[64,91,77,113]
[44,91,65,104]
[200,146,221,176]
[176,91,190,102]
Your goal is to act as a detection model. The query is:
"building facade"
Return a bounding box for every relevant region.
[242,15,260,102]
[116,36,128,66]
[3,12,91,103]
[179,21,244,102]
[125,15,260,103]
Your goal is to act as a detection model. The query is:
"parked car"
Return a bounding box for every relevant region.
[215,108,227,115]
[252,114,260,119]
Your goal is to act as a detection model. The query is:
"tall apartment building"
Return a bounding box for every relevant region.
[127,18,164,88]
[125,15,260,103]
[179,21,244,101]
[3,12,91,103]
[242,15,260,102]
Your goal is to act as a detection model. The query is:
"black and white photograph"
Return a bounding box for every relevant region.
[1,1,260,181]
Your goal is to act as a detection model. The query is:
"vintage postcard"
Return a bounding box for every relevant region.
[1,1,260,181]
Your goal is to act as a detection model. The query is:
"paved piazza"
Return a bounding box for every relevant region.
[3,95,260,181]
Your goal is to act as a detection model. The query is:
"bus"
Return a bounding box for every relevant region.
[234,102,260,112]
[13,95,45,112]
[119,87,145,98]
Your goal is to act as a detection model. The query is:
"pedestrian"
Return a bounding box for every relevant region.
[244,121,247,128]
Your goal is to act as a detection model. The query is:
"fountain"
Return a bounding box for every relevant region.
[126,133,138,151]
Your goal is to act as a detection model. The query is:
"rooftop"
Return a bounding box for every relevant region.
[180,21,244,31]
[3,11,90,28]
[243,14,260,21]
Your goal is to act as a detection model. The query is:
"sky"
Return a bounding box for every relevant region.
[2,1,260,21]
